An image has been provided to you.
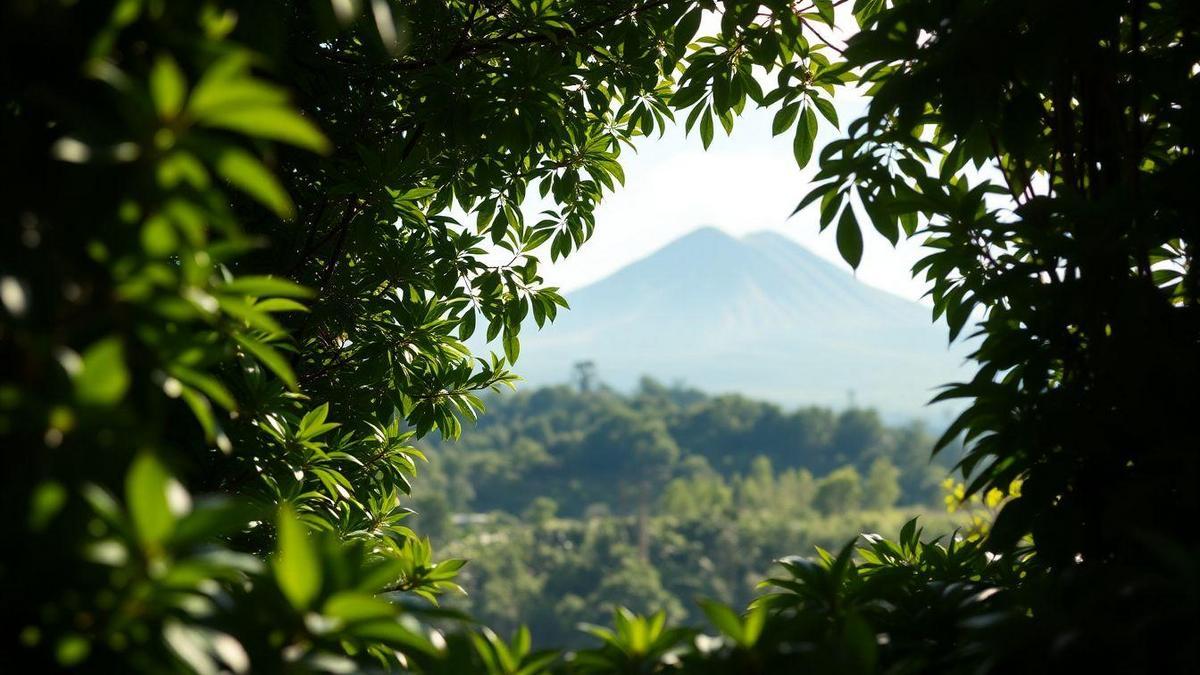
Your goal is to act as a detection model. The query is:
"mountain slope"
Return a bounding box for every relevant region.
[506,227,974,420]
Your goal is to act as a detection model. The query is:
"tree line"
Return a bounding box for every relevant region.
[413,378,954,523]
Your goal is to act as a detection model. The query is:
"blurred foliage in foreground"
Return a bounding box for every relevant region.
[441,501,962,648]
[2,0,1197,672]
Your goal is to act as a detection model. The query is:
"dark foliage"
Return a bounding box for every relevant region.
[2,0,1196,672]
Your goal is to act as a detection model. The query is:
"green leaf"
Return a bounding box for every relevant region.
[189,70,288,117]
[202,106,330,153]
[28,481,68,531]
[804,105,819,139]
[255,298,309,313]
[273,505,321,609]
[842,612,879,672]
[150,55,187,119]
[793,108,816,168]
[214,147,295,219]
[126,453,178,548]
[772,102,800,136]
[503,332,520,364]
[220,275,313,298]
[299,403,329,432]
[459,309,477,340]
[324,592,396,622]
[820,189,845,231]
[673,8,703,54]
[75,337,130,406]
[140,215,177,257]
[836,205,863,269]
[699,599,743,644]
[815,0,836,25]
[699,107,714,149]
[812,96,839,128]
[55,635,90,667]
[171,498,256,546]
[234,334,298,390]
[671,85,706,110]
[742,605,766,646]
[180,386,218,441]
[862,188,900,245]
[350,618,438,654]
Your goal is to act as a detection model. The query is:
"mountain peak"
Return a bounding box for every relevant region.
[507,227,974,420]
[672,225,740,249]
[741,230,798,248]
[741,230,824,262]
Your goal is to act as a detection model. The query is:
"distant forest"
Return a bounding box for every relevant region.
[415,377,958,520]
[410,378,962,644]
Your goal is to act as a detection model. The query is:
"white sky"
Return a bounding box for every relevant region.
[532,94,935,304]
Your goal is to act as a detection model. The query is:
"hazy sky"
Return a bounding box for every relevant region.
[528,94,936,304]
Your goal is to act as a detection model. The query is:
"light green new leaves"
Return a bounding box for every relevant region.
[150,55,186,119]
[503,332,521,364]
[28,481,68,531]
[126,453,182,548]
[204,106,329,153]
[176,53,330,218]
[699,599,766,649]
[75,337,130,406]
[273,505,321,610]
[215,147,295,219]
[220,275,313,299]
[188,55,330,154]
[815,0,837,26]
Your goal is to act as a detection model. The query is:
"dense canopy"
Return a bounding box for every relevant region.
[1,0,1196,672]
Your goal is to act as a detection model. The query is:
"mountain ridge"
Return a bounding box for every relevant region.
[501,227,974,421]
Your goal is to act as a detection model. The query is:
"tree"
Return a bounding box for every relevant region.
[573,360,599,392]
[832,408,884,461]
[777,467,817,514]
[862,457,901,509]
[660,472,733,520]
[591,557,686,626]
[814,466,864,515]
[524,496,559,527]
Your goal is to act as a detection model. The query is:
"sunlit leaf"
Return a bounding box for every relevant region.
[273,505,321,609]
[214,148,295,219]
[75,337,130,406]
[126,453,178,548]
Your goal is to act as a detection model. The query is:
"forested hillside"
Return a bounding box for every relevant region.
[414,380,954,518]
[409,381,962,645]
